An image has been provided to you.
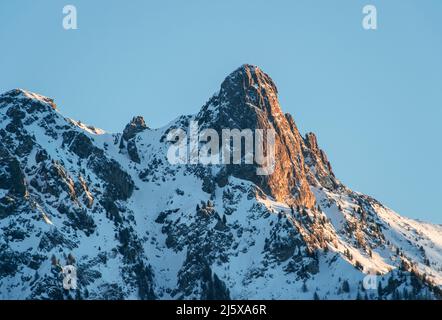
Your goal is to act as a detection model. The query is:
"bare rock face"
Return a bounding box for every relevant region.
[302,132,338,190]
[196,64,336,208]
[123,116,148,141]
[0,68,441,300]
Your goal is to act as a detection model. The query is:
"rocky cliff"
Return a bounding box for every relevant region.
[0,66,441,300]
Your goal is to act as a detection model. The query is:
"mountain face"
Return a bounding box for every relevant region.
[1,65,441,300]
[196,65,325,208]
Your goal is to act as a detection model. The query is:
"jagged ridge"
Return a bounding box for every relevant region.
[0,66,441,300]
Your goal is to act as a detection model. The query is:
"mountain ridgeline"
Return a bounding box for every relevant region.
[0,65,441,300]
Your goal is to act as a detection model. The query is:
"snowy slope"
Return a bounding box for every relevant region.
[0,65,441,300]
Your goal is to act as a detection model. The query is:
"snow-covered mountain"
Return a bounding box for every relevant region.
[1,65,441,300]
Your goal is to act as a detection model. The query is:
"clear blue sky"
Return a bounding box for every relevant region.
[1,0,441,223]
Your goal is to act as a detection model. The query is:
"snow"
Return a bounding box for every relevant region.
[1,88,441,300]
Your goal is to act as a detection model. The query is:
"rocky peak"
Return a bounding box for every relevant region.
[197,64,281,130]
[220,64,279,114]
[122,116,148,141]
[195,65,323,207]
[0,88,57,112]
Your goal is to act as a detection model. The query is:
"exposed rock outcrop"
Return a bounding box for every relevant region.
[196,64,337,208]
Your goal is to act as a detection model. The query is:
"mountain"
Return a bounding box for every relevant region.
[0,65,441,300]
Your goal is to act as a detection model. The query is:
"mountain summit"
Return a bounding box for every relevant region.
[197,64,334,207]
[0,66,441,300]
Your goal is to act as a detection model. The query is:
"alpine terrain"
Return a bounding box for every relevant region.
[0,64,441,300]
